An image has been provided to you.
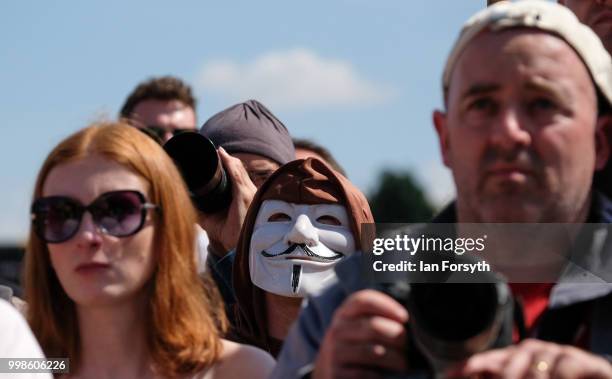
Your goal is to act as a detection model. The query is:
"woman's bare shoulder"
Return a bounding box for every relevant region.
[206,339,275,379]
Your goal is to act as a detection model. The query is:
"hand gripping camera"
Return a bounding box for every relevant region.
[372,229,514,379]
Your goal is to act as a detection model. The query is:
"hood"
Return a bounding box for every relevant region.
[232,157,373,355]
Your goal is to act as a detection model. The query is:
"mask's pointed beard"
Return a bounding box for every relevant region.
[291,264,302,294]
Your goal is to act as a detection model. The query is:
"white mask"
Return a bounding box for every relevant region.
[249,199,356,297]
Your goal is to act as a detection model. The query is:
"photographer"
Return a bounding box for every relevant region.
[272,2,612,378]
[166,100,295,312]
[197,100,295,257]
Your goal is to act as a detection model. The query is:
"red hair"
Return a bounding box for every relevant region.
[25,122,226,378]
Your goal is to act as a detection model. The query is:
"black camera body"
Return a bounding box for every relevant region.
[164,132,233,214]
[378,277,513,378]
[369,225,514,378]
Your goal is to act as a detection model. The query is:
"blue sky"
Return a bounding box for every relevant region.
[0,1,487,243]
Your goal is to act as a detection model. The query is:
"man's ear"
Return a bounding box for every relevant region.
[433,110,452,168]
[595,115,612,171]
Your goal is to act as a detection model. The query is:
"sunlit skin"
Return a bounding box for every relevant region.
[561,0,612,53]
[43,155,156,307]
[434,29,609,223]
[130,99,197,142]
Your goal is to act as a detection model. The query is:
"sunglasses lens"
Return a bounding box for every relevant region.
[31,191,151,242]
[141,126,165,141]
[91,191,145,237]
[32,198,82,243]
[172,128,190,136]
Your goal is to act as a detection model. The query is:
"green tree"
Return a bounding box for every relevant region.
[368,169,435,225]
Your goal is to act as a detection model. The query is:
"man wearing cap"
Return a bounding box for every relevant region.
[195,100,295,311]
[198,99,295,255]
[272,2,612,378]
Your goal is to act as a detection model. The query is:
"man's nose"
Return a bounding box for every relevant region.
[489,107,531,151]
[283,214,319,247]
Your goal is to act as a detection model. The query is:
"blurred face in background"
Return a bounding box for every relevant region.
[41,155,157,307]
[233,152,280,188]
[130,99,197,142]
[561,0,612,53]
[434,29,607,223]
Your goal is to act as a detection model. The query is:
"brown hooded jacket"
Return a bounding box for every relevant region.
[232,157,374,356]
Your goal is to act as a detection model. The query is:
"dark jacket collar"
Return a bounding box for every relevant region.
[550,192,612,307]
[420,194,612,307]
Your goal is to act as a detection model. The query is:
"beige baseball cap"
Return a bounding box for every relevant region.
[442,0,612,106]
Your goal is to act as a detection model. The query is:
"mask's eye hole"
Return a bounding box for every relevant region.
[268,213,291,222]
[316,215,341,226]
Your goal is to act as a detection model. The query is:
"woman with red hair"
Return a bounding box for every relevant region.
[24,122,273,378]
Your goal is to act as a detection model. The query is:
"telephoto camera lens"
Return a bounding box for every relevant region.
[164,132,232,213]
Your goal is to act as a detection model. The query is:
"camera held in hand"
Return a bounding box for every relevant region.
[164,132,232,214]
[374,237,514,378]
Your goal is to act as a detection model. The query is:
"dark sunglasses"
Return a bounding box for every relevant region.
[31,190,158,243]
[142,125,193,141]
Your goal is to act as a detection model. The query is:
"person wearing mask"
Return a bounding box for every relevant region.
[232,157,372,356]
[273,2,612,378]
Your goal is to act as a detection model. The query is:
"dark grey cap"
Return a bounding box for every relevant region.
[200,100,295,165]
